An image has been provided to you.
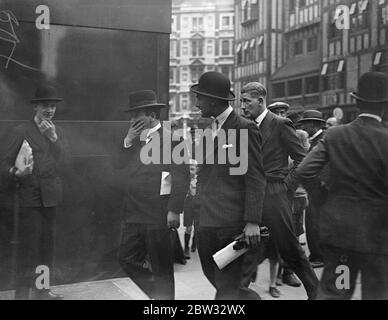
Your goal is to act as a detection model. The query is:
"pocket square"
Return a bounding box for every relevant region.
[222,144,234,149]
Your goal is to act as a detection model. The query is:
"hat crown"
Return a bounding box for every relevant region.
[302,110,324,120]
[31,85,62,102]
[129,90,158,108]
[191,71,235,101]
[355,71,388,102]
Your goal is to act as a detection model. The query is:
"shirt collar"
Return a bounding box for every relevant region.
[359,113,382,123]
[309,129,323,142]
[255,108,269,127]
[147,122,161,137]
[214,105,233,129]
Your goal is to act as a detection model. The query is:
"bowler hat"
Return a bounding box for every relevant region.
[298,110,326,124]
[190,72,235,101]
[124,90,166,112]
[30,85,63,103]
[350,71,388,103]
[268,102,290,112]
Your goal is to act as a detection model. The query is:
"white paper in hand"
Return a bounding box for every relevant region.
[15,140,33,171]
[160,171,172,196]
[212,241,248,270]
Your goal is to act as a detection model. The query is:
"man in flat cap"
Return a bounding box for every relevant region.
[0,85,69,300]
[191,72,266,300]
[267,102,290,119]
[296,71,388,300]
[114,90,189,300]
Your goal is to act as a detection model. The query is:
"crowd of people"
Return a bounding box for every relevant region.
[0,70,387,300]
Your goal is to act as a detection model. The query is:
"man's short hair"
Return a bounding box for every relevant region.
[241,82,267,99]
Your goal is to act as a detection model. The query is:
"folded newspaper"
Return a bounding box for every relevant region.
[212,241,248,270]
[14,140,33,171]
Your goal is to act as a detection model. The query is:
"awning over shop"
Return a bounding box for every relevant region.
[272,53,321,81]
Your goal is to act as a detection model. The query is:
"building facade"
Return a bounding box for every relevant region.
[320,0,387,121]
[234,0,285,103]
[232,0,387,122]
[271,0,321,113]
[169,0,235,116]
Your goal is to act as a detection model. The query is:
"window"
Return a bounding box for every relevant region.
[307,36,318,52]
[322,60,346,91]
[273,82,285,98]
[222,40,230,55]
[236,43,242,65]
[191,40,203,57]
[169,69,174,84]
[294,40,304,55]
[190,66,204,83]
[221,66,230,78]
[222,16,231,28]
[350,1,370,31]
[192,17,204,31]
[288,79,303,96]
[305,76,319,94]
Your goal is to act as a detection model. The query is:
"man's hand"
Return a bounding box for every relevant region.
[167,211,180,230]
[125,120,145,146]
[39,120,58,142]
[243,222,261,249]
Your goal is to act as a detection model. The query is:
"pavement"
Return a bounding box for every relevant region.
[0,233,362,300]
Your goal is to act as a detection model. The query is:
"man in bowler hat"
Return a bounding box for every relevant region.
[0,85,69,300]
[190,72,266,300]
[113,90,189,300]
[296,71,388,299]
[298,110,327,269]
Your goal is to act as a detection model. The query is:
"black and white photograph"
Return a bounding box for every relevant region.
[0,0,387,306]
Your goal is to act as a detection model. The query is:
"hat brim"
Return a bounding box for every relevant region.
[350,92,388,103]
[30,98,63,103]
[298,118,326,123]
[190,84,235,101]
[124,103,167,112]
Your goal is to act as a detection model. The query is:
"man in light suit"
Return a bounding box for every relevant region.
[114,90,189,300]
[190,72,266,300]
[240,82,319,300]
[0,85,69,300]
[296,72,388,300]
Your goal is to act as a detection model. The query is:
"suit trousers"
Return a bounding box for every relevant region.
[15,207,56,294]
[317,245,388,300]
[305,197,323,261]
[118,222,175,300]
[260,182,318,298]
[197,226,260,300]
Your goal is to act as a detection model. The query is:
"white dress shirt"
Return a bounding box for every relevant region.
[255,108,269,127]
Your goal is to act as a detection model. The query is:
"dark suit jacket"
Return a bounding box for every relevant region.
[113,124,190,226]
[260,111,306,191]
[309,130,325,151]
[296,117,388,255]
[198,110,266,228]
[0,120,70,208]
